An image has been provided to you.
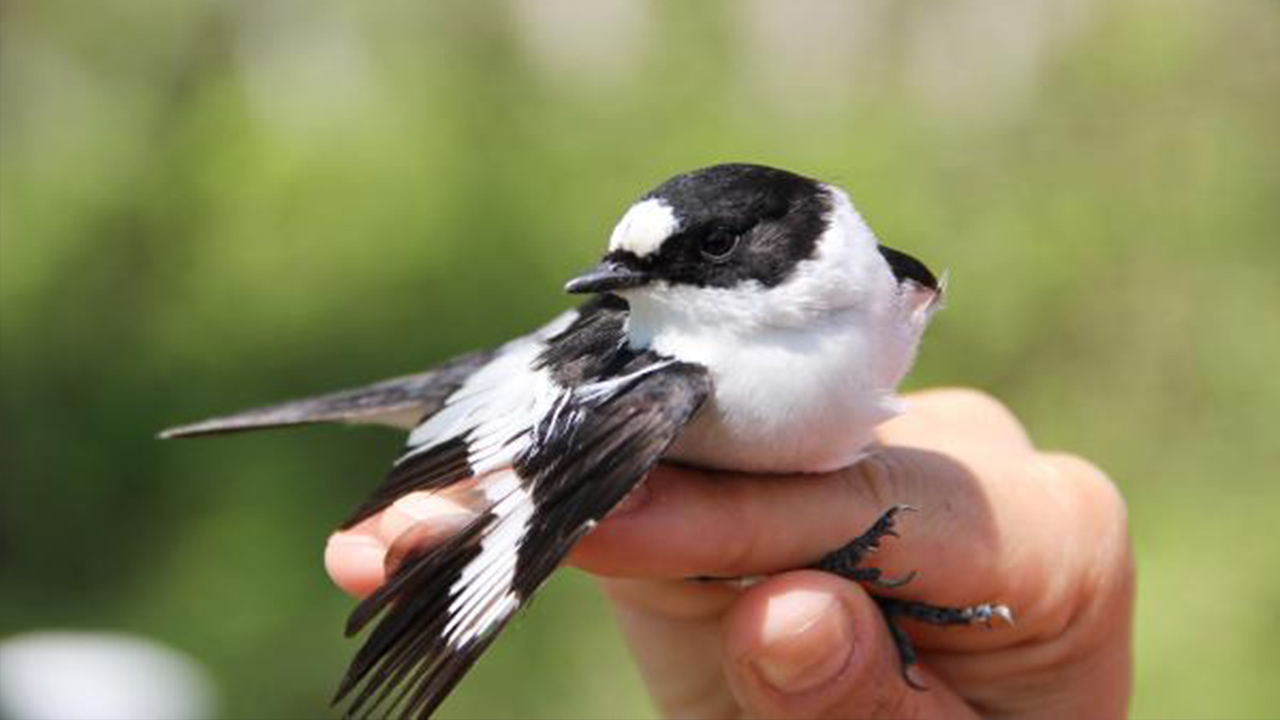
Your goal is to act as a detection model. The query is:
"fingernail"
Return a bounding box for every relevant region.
[381,494,477,541]
[324,534,388,596]
[609,482,651,517]
[751,589,853,694]
[326,533,383,552]
[393,493,474,523]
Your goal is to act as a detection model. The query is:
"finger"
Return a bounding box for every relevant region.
[882,388,1034,451]
[575,388,1043,593]
[721,571,977,720]
[375,491,477,547]
[574,451,1087,651]
[600,578,744,719]
[573,447,1030,597]
[382,500,478,577]
[326,491,478,599]
[325,516,388,599]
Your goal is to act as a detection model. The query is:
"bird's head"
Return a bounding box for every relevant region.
[566,163,941,338]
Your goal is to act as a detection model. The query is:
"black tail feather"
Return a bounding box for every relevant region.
[334,516,497,719]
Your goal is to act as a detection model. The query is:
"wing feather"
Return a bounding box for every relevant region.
[332,361,711,719]
[157,350,495,438]
[157,308,582,440]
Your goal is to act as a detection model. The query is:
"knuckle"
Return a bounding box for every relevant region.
[1044,452,1127,529]
[713,484,765,574]
[718,527,760,575]
[846,452,912,508]
[1041,451,1134,616]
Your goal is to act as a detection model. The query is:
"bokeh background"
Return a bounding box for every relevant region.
[2,0,1277,717]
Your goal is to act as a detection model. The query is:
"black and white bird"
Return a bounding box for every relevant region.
[161,164,1008,719]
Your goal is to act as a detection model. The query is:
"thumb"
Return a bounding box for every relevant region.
[720,571,977,720]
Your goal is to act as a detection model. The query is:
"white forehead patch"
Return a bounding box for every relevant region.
[608,198,678,258]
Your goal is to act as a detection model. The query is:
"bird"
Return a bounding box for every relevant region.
[161,163,1010,719]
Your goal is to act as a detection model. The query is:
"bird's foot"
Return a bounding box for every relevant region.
[811,505,1013,689]
[812,504,919,588]
[873,597,1014,688]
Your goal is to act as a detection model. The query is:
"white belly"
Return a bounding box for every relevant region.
[654,319,909,474]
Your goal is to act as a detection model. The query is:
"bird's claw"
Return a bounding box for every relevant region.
[808,504,1013,691]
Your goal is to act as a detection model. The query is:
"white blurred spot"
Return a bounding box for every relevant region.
[0,631,215,720]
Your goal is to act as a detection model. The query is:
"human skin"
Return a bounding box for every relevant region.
[325,388,1134,719]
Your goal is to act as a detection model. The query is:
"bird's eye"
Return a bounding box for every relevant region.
[700,228,739,261]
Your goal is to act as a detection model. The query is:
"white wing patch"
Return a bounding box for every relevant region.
[608,198,678,258]
[403,328,568,474]
[443,471,533,649]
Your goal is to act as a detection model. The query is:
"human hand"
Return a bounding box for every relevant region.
[325,388,1133,719]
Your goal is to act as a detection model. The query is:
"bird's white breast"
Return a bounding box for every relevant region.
[644,314,904,473]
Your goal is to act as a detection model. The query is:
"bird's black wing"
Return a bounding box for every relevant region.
[332,358,711,720]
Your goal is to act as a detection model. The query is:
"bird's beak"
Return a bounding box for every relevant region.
[564,257,650,294]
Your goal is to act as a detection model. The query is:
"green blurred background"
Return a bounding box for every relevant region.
[2,0,1277,717]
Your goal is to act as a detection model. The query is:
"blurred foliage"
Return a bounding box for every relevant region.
[2,0,1278,718]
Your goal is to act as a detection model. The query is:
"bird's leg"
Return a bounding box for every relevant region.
[811,505,1014,688]
[873,597,1014,688]
[878,598,1015,628]
[811,504,919,588]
